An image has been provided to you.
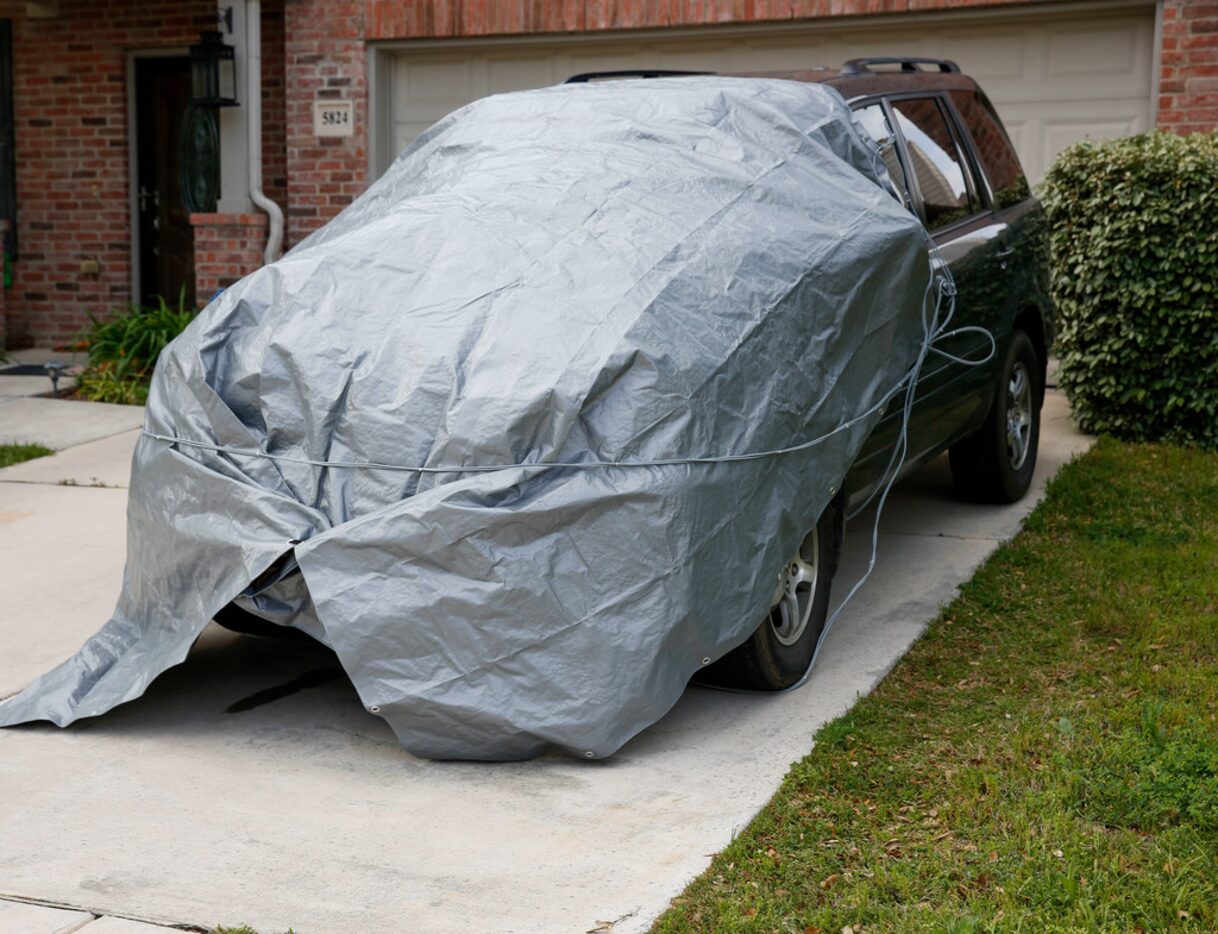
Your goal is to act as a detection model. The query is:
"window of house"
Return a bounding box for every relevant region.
[889,97,979,230]
[852,102,909,208]
[951,90,1031,210]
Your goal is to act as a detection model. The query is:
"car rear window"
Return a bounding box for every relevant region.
[889,97,979,231]
[951,91,1031,210]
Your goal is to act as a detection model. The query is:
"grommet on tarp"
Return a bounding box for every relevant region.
[368,705,381,714]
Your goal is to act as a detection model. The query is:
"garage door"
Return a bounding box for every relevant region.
[377,3,1155,183]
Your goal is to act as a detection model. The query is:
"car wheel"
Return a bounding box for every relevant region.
[699,497,842,691]
[949,328,1042,504]
[212,602,313,641]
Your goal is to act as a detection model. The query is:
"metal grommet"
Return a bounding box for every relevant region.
[701,657,711,665]
[584,751,595,759]
[368,705,381,714]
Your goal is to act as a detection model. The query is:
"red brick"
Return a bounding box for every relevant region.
[2,0,216,346]
[1183,33,1218,50]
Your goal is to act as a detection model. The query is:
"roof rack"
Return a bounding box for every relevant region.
[565,69,713,83]
[839,57,961,76]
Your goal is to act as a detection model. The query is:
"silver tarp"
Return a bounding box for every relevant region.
[0,78,932,760]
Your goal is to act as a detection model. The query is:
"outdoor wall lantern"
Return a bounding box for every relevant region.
[189,30,238,108]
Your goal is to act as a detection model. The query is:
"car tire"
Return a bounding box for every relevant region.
[949,328,1042,504]
[212,602,313,641]
[699,497,842,691]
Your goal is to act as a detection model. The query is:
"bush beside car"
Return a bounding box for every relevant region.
[1042,131,1218,450]
[76,293,196,405]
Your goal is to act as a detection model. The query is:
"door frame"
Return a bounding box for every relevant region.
[126,47,190,306]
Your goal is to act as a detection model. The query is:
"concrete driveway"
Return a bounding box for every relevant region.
[0,389,1091,934]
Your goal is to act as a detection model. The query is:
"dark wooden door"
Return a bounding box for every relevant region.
[135,56,195,307]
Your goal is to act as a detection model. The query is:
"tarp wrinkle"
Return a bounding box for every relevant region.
[0,77,930,760]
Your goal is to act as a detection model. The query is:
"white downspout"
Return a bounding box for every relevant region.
[245,0,284,264]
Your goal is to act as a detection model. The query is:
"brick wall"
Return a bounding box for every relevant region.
[1159,0,1218,134]
[190,211,267,301]
[5,0,1217,346]
[0,0,214,347]
[361,0,1036,38]
[284,0,367,248]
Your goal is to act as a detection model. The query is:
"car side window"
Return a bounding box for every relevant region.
[889,97,980,231]
[950,90,1031,210]
[852,103,910,209]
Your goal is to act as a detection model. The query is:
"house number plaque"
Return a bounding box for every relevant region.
[313,99,354,138]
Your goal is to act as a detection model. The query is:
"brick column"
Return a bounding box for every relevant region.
[1159,1,1218,133]
[285,0,367,246]
[189,212,269,307]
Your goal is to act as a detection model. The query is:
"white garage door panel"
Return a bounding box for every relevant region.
[382,6,1154,182]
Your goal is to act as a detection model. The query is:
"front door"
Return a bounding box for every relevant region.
[134,56,195,307]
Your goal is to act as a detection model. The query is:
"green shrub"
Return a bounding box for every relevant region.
[1041,131,1218,449]
[77,292,196,405]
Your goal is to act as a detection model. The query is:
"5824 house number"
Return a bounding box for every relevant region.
[313,100,354,138]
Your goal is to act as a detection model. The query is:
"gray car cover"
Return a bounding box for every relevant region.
[0,77,933,760]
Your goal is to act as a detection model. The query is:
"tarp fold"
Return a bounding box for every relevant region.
[1,78,930,760]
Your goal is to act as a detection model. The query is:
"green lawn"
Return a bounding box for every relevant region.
[0,442,53,468]
[215,927,293,934]
[653,438,1218,933]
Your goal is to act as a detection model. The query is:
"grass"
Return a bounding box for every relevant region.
[652,438,1218,933]
[214,927,294,934]
[0,442,53,468]
[214,928,262,934]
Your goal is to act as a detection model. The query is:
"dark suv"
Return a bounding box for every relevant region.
[570,58,1053,691]
[219,59,1053,695]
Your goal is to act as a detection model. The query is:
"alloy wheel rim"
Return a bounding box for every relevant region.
[768,526,819,646]
[1006,361,1032,471]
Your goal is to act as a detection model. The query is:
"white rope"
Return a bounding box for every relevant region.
[142,377,905,474]
[773,239,996,695]
[140,277,991,476]
[144,242,994,696]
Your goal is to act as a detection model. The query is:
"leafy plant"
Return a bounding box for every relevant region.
[1041,131,1218,449]
[76,291,196,405]
[76,361,152,405]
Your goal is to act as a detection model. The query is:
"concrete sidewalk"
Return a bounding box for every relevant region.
[0,348,86,401]
[0,391,1091,934]
[0,900,173,934]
